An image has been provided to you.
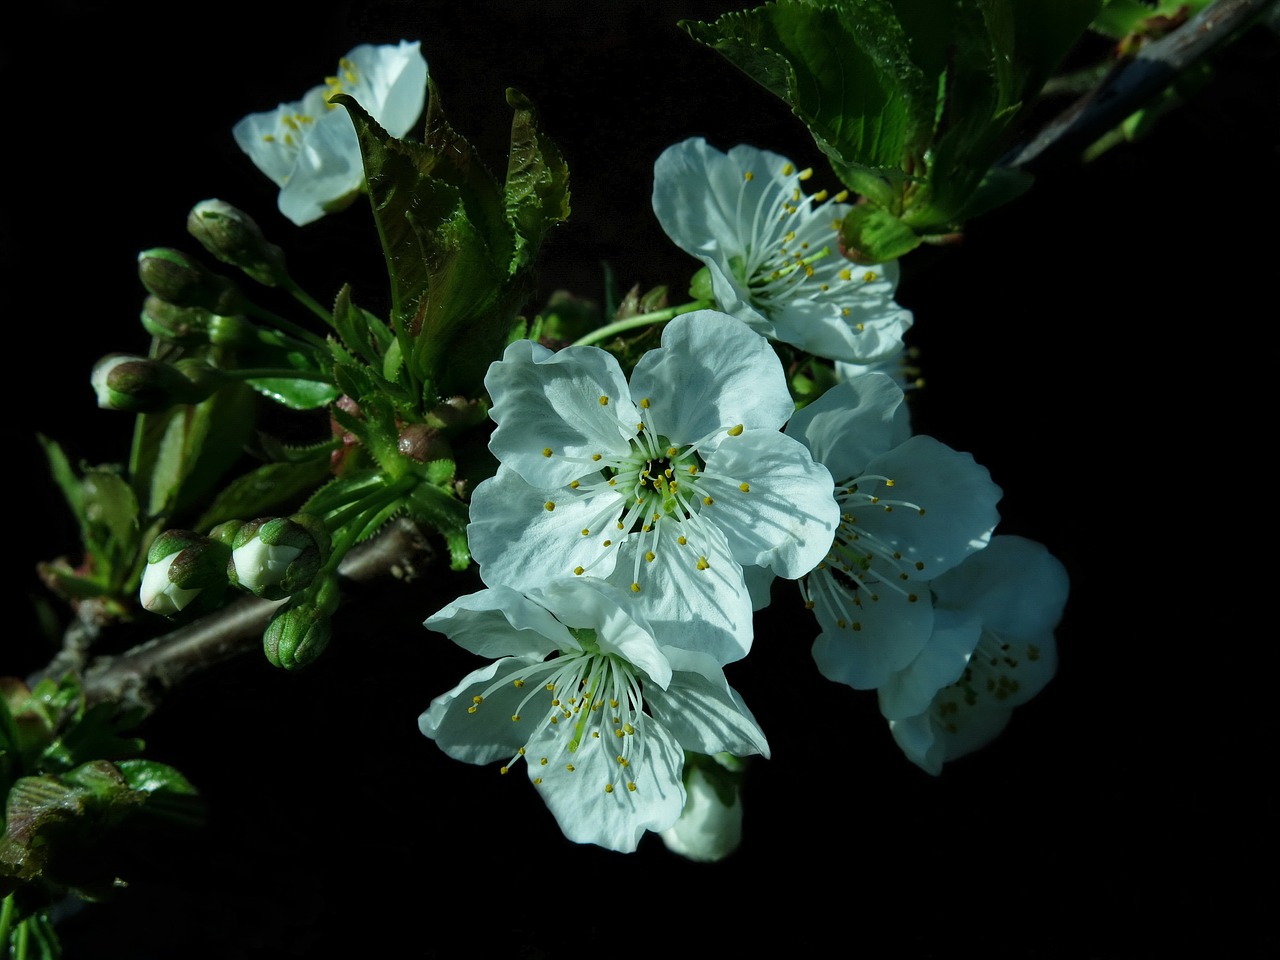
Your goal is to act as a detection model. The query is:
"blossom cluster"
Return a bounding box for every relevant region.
[220,42,1068,856]
[419,138,1068,851]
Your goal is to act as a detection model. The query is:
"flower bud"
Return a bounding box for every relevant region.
[262,574,340,669]
[139,529,232,615]
[137,247,246,315]
[659,753,745,863]
[187,199,288,288]
[91,354,223,412]
[228,513,330,600]
[140,296,256,348]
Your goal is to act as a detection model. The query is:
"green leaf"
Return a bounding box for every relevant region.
[244,376,341,411]
[336,85,517,399]
[407,481,471,570]
[332,283,395,367]
[682,0,928,184]
[504,88,571,274]
[35,435,86,531]
[192,458,335,531]
[838,204,924,263]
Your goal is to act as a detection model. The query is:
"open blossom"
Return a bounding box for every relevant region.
[232,40,428,226]
[781,374,1003,689]
[884,536,1067,775]
[466,310,840,663]
[651,137,912,364]
[418,578,769,854]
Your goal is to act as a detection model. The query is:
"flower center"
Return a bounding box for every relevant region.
[800,473,927,630]
[541,401,749,593]
[731,159,884,327]
[933,630,1040,733]
[468,629,646,795]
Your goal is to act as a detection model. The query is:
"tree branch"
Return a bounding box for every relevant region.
[1003,0,1276,173]
[54,518,436,713]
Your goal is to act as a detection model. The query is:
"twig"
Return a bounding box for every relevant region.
[1003,0,1277,173]
[60,518,435,713]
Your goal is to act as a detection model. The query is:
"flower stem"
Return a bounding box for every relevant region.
[571,299,713,347]
[244,302,332,351]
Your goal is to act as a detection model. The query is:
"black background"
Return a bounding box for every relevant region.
[8,1,1278,957]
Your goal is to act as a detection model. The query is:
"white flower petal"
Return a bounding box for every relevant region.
[423,583,575,660]
[628,310,794,449]
[648,647,770,759]
[809,580,935,689]
[419,657,536,765]
[698,429,838,578]
[485,339,639,487]
[530,712,685,853]
[785,375,911,482]
[877,607,983,720]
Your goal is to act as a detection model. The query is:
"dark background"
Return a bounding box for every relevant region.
[8,1,1278,956]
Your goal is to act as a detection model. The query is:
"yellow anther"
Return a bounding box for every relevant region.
[566,764,575,772]
[703,496,714,506]
[511,715,520,722]
[645,551,656,562]
[570,480,580,489]
[623,723,635,735]
[500,766,509,774]
[467,705,477,714]
[666,446,679,457]
[781,162,794,175]
[631,582,641,593]
[472,695,484,704]
[627,782,637,792]
[533,777,543,785]
[727,424,744,436]
[835,190,849,202]
[592,453,602,461]
[688,465,698,475]
[798,167,813,180]
[744,170,755,181]
[605,783,614,793]
[784,230,797,243]
[615,729,625,738]
[885,479,895,486]
[697,556,710,570]
[540,757,548,765]
[544,501,555,511]
[677,536,687,545]
[542,447,553,457]
[842,307,851,316]
[915,561,925,571]
[581,528,590,536]
[839,268,853,281]
[739,482,750,492]
[599,395,609,406]
[640,397,651,408]
[610,698,619,708]
[513,679,524,688]
[546,683,556,691]
[813,189,828,201]
[864,271,878,282]
[804,265,815,277]
[602,539,612,547]
[856,323,865,332]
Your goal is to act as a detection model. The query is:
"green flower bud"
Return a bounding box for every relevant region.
[140,295,256,348]
[228,513,330,600]
[187,199,288,288]
[137,247,246,315]
[262,574,340,669]
[91,354,223,412]
[139,530,232,615]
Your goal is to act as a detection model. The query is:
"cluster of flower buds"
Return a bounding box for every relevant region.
[262,572,341,669]
[140,512,331,627]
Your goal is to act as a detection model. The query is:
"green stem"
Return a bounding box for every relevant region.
[244,303,331,351]
[281,278,337,328]
[0,894,13,952]
[323,474,420,545]
[571,300,713,347]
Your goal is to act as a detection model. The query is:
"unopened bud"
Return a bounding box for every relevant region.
[187,199,288,287]
[141,295,256,348]
[91,354,223,412]
[228,513,330,600]
[139,530,232,615]
[660,752,745,863]
[262,574,340,669]
[137,247,246,315]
